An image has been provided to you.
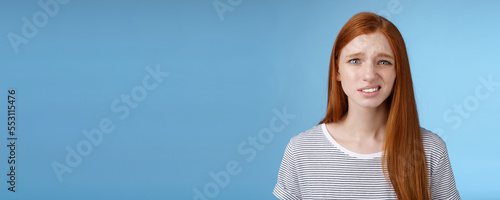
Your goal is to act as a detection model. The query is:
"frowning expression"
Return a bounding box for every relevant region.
[337,31,396,109]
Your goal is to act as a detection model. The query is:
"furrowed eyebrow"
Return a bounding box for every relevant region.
[377,53,394,60]
[345,52,364,58]
[344,52,394,60]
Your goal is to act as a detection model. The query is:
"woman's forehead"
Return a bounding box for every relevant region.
[340,32,394,58]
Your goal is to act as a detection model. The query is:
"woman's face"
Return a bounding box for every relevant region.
[337,31,396,109]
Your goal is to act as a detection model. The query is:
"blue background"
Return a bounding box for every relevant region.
[1,0,499,199]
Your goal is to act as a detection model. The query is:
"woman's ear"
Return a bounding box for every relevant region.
[335,55,341,82]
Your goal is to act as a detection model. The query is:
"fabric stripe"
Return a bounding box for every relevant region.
[273,123,460,199]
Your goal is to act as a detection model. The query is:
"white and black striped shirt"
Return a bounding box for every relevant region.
[273,123,460,199]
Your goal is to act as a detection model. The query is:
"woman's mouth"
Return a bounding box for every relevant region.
[358,86,381,97]
[360,87,380,93]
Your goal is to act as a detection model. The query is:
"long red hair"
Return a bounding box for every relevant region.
[319,12,430,199]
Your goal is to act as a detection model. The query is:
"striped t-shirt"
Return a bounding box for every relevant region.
[273,123,460,199]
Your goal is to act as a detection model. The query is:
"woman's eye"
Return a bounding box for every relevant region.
[348,59,360,64]
[379,60,392,65]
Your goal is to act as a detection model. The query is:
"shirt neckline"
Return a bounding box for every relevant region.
[320,123,382,159]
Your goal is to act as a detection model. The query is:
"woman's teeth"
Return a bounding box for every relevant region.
[361,87,379,93]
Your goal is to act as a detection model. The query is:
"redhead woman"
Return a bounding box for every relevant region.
[273,12,460,199]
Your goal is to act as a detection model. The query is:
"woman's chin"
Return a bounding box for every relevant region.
[354,100,386,109]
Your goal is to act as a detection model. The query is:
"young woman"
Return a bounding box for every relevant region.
[273,12,460,199]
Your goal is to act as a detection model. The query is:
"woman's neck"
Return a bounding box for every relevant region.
[338,102,389,141]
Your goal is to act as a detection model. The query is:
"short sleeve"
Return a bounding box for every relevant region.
[430,144,461,199]
[273,140,301,200]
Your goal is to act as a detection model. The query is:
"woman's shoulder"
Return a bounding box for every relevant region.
[420,128,446,147]
[288,123,326,145]
[420,127,448,157]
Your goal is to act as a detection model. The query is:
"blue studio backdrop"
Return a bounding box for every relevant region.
[1,0,499,199]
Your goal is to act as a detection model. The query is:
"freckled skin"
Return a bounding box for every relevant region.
[337,31,396,109]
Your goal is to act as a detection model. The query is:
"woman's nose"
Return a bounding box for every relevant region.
[362,62,377,81]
